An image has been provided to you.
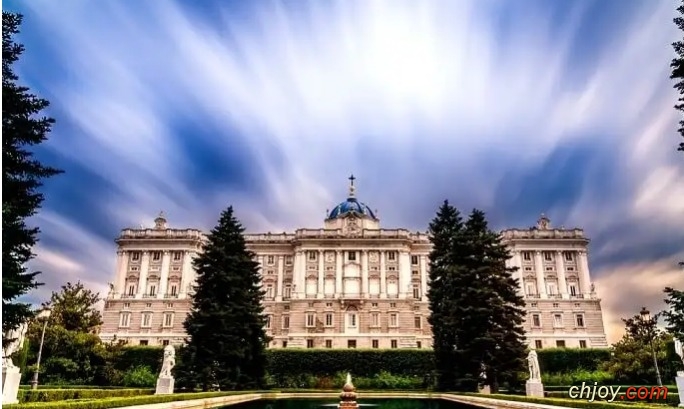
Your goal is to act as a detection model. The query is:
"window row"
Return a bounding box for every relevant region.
[529,313,585,328]
[266,313,423,329]
[533,339,588,349]
[524,282,583,297]
[521,251,578,263]
[129,251,185,262]
[123,282,181,297]
[118,311,175,328]
[281,339,423,349]
[262,253,425,265]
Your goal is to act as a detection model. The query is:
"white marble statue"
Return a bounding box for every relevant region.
[527,350,541,381]
[159,345,175,378]
[345,373,352,386]
[675,339,684,371]
[2,323,28,369]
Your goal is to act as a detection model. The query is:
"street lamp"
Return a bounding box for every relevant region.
[640,307,663,387]
[30,308,51,390]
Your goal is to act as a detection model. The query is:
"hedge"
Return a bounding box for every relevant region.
[2,391,261,409]
[116,346,609,378]
[18,388,153,403]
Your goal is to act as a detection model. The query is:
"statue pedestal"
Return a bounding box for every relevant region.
[478,385,491,394]
[526,379,544,398]
[155,376,174,395]
[2,365,21,404]
[675,373,684,407]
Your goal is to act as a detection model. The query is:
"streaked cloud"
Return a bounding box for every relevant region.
[5,0,683,343]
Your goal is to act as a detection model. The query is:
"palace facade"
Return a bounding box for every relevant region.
[99,178,609,349]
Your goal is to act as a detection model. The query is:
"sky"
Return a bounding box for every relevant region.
[6,0,684,344]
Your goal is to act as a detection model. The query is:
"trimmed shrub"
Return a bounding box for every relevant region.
[542,369,614,386]
[18,388,153,403]
[537,348,611,373]
[121,366,156,388]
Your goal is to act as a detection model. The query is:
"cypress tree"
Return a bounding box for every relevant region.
[2,12,62,337]
[182,206,270,390]
[427,200,464,391]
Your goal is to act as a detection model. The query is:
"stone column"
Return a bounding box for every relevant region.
[115,250,127,296]
[533,251,546,299]
[335,250,343,297]
[158,251,171,298]
[419,255,428,301]
[137,251,150,299]
[512,251,524,296]
[294,250,304,299]
[379,251,387,298]
[276,255,284,301]
[317,250,325,298]
[179,251,193,298]
[361,250,368,297]
[555,251,568,299]
[399,251,411,298]
[578,250,591,295]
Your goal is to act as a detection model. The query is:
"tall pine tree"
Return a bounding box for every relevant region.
[463,210,527,393]
[672,0,684,152]
[3,12,62,337]
[182,207,270,390]
[427,200,465,391]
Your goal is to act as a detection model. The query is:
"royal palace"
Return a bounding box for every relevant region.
[99,177,609,349]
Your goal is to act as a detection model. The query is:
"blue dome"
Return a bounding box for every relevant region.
[328,197,378,220]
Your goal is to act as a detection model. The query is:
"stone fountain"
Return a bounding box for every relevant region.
[339,373,358,409]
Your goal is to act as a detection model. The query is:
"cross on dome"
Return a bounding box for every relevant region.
[348,174,356,198]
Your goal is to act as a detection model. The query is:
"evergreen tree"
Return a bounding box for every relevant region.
[463,210,527,393]
[42,281,103,333]
[2,12,63,337]
[662,285,684,342]
[672,0,684,152]
[182,206,270,391]
[426,200,465,391]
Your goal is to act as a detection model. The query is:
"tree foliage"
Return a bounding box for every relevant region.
[180,206,270,391]
[427,202,526,392]
[42,281,103,333]
[672,0,684,152]
[2,12,62,336]
[601,308,681,383]
[662,284,684,343]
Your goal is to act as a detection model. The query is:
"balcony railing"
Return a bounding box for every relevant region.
[121,294,135,299]
[164,294,179,299]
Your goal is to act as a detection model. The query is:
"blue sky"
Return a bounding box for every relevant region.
[6,0,684,342]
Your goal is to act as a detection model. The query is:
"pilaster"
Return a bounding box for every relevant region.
[361,250,368,297]
[555,251,568,299]
[115,250,127,295]
[276,255,284,301]
[294,250,305,299]
[317,250,325,298]
[533,251,546,299]
[137,251,150,299]
[335,250,343,297]
[419,255,428,301]
[380,250,387,298]
[158,251,171,299]
[180,251,193,298]
[578,250,591,295]
[399,251,411,298]
[513,251,524,296]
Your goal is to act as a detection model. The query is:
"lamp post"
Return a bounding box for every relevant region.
[30,309,51,390]
[640,307,663,387]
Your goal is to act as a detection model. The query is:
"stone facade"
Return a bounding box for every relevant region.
[99,179,608,349]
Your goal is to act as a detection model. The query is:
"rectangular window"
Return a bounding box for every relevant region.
[372,340,379,348]
[416,341,422,348]
[307,339,314,348]
[119,312,131,327]
[389,302,397,308]
[547,284,556,295]
[371,313,379,327]
[556,340,566,348]
[139,340,148,345]
[579,340,587,348]
[534,340,543,349]
[163,313,174,328]
[412,285,420,299]
[308,251,317,261]
[576,314,585,327]
[173,251,182,261]
[564,252,573,262]
[170,285,178,296]
[265,315,271,329]
[347,340,357,348]
[569,285,577,296]
[162,340,169,346]
[411,255,419,265]
[285,255,293,265]
[325,313,334,326]
[348,251,356,261]
[152,251,161,261]
[282,341,288,348]
[141,313,152,328]
[389,313,398,327]
[391,340,398,348]
[282,315,290,329]
[544,252,552,261]
[306,313,315,327]
[266,255,274,264]
[131,252,141,261]
[523,252,531,261]
[265,285,273,298]
[348,313,357,327]
[149,285,156,296]
[283,286,292,299]
[127,285,135,296]
[388,251,396,261]
[532,314,541,327]
[325,340,332,348]
[553,314,563,328]
[414,316,422,329]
